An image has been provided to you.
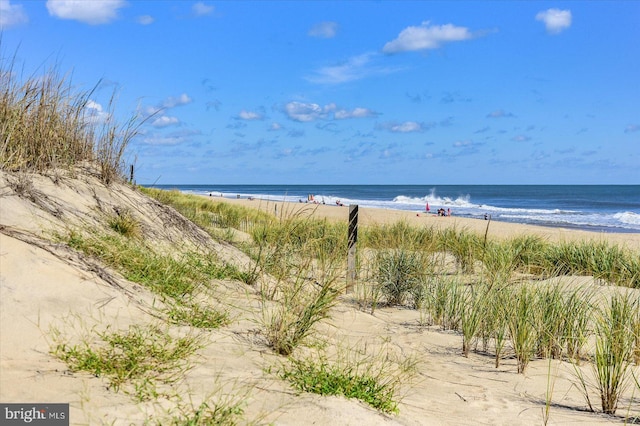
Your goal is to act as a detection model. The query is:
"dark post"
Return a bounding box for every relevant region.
[347,204,358,293]
[129,164,134,184]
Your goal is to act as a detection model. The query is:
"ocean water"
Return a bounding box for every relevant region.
[151,184,640,234]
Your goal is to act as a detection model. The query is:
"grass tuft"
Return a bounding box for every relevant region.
[53,324,202,401]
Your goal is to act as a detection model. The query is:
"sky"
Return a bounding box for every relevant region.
[1,0,639,185]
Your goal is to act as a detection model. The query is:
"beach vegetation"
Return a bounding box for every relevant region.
[375,249,428,307]
[107,208,141,238]
[58,183,639,419]
[0,50,142,183]
[274,342,416,414]
[229,208,346,356]
[592,293,636,414]
[140,187,273,239]
[439,227,480,274]
[52,324,202,401]
[166,399,245,426]
[362,220,438,252]
[506,284,539,374]
[59,230,236,328]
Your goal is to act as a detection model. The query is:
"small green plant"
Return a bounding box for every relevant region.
[440,227,479,274]
[62,231,239,299]
[279,357,399,413]
[375,249,426,306]
[481,240,519,285]
[166,301,230,329]
[460,285,486,357]
[107,209,141,238]
[263,275,342,356]
[275,344,416,414]
[507,285,538,374]
[561,286,593,362]
[534,284,565,360]
[53,324,202,401]
[592,293,636,414]
[167,399,245,426]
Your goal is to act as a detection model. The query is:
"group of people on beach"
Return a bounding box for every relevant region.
[426,202,451,216]
[420,202,452,217]
[300,194,344,206]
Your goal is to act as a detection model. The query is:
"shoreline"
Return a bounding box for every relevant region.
[201,195,640,250]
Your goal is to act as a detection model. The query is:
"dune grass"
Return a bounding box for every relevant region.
[252,212,346,356]
[592,293,637,414]
[0,50,141,183]
[131,188,640,418]
[60,230,237,329]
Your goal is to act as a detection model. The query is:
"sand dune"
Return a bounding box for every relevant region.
[1,170,638,425]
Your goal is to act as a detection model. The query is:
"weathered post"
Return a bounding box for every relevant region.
[129,164,134,184]
[347,204,358,293]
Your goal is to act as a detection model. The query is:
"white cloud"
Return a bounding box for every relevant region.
[238,110,264,120]
[46,0,126,25]
[137,15,154,25]
[151,115,180,128]
[308,21,338,38]
[83,100,110,124]
[306,52,402,84]
[335,107,378,120]
[383,21,473,53]
[387,121,424,133]
[0,0,28,29]
[162,93,193,108]
[192,2,214,16]
[269,122,283,131]
[284,101,336,122]
[536,9,572,34]
[308,53,374,84]
[624,124,639,133]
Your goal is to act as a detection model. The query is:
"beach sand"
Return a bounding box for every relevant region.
[1,172,639,425]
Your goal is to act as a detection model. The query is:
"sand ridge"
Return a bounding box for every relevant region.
[1,171,638,425]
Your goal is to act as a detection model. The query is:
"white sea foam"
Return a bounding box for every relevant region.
[614,211,640,225]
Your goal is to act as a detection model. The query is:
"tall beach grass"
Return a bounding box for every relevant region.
[1,49,141,183]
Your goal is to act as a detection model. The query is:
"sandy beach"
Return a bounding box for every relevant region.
[1,171,639,425]
[205,195,640,250]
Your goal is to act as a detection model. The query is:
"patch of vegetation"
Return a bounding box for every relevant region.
[140,187,273,238]
[52,324,202,401]
[166,399,245,426]
[107,208,141,238]
[275,347,415,415]
[166,301,230,330]
[375,249,428,307]
[63,230,240,300]
[0,48,142,183]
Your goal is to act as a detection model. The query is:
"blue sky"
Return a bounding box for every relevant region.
[2,1,639,184]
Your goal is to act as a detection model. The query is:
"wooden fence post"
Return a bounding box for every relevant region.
[347,204,358,293]
[129,164,134,184]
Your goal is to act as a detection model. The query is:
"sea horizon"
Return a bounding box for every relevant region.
[147,184,640,234]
